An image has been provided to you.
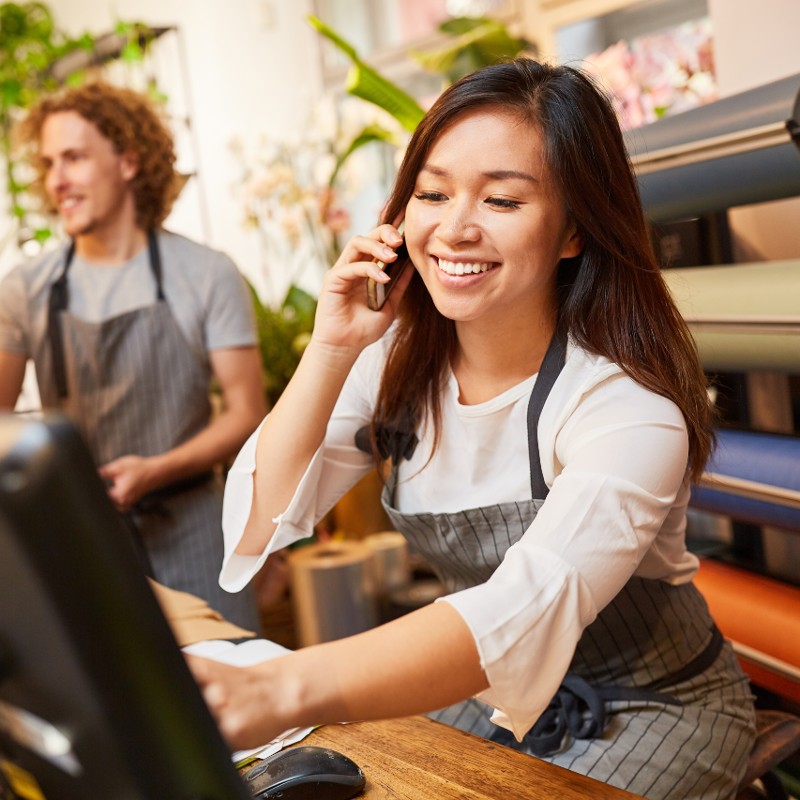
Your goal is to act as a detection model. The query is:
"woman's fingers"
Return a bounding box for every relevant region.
[310,222,410,349]
[335,224,404,270]
[186,654,280,749]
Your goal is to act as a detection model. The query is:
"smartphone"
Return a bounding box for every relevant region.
[367,222,409,311]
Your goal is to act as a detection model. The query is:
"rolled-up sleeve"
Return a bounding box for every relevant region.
[442,369,692,740]
[219,340,386,591]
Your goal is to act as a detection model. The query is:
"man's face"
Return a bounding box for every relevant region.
[39,111,137,239]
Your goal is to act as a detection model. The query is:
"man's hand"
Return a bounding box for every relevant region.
[98,455,155,512]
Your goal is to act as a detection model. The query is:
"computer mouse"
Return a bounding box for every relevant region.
[244,745,366,800]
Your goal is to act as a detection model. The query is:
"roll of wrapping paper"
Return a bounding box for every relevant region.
[624,72,800,223]
[691,428,800,532]
[363,531,410,596]
[288,540,378,647]
[663,259,800,372]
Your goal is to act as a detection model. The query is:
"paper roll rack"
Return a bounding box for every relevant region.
[624,72,800,223]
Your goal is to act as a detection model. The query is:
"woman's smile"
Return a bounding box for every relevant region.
[436,258,498,276]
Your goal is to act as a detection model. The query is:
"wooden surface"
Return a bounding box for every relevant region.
[299,715,644,799]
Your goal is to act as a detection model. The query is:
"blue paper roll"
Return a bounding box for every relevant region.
[691,429,800,531]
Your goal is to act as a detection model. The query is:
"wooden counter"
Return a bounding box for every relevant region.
[299,715,644,799]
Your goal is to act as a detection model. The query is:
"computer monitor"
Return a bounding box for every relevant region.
[0,413,251,799]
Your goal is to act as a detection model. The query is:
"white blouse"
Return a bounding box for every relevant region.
[220,334,698,740]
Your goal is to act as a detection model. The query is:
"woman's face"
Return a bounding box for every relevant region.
[404,107,582,330]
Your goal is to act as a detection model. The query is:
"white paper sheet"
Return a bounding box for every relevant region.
[182,638,316,764]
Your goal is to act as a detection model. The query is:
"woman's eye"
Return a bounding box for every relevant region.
[414,191,447,203]
[486,197,522,209]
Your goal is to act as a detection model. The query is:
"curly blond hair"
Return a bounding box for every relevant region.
[18,81,179,230]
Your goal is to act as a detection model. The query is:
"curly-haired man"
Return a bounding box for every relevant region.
[0,82,266,629]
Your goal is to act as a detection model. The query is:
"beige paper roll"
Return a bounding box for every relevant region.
[663,260,800,372]
[363,531,410,596]
[288,540,378,647]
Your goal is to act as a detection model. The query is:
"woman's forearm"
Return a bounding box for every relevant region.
[236,339,360,554]
[234,224,411,556]
[191,601,488,750]
[296,601,487,726]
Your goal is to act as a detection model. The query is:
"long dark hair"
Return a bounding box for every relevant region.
[374,58,712,482]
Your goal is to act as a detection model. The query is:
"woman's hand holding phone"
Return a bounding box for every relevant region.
[367,221,409,310]
[309,223,411,355]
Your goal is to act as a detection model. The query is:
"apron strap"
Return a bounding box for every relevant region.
[507,624,725,757]
[47,241,75,399]
[356,327,567,479]
[147,229,165,301]
[526,326,567,500]
[46,231,163,400]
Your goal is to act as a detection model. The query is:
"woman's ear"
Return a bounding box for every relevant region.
[560,224,584,260]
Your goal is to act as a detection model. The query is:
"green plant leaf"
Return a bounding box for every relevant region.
[308,14,424,132]
[33,226,52,243]
[329,123,395,187]
[345,63,425,132]
[249,282,317,406]
[1,78,22,107]
[120,39,143,62]
[411,18,529,83]
[307,14,358,61]
[65,69,87,87]
[283,284,317,327]
[438,17,488,36]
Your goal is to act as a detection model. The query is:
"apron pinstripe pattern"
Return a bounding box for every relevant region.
[379,331,755,800]
[39,234,259,630]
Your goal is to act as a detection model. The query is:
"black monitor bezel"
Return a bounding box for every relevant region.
[0,413,250,800]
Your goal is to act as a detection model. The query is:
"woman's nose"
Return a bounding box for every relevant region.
[437,200,481,245]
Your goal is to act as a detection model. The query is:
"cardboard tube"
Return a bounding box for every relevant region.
[363,531,410,596]
[288,540,377,647]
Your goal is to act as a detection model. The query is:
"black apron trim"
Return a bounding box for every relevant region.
[147,228,166,301]
[354,390,419,462]
[46,230,163,400]
[354,328,566,468]
[46,241,74,399]
[354,416,419,463]
[526,326,567,501]
[494,624,725,756]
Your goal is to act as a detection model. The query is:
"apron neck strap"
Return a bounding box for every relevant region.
[47,242,75,399]
[527,326,567,500]
[47,231,163,399]
[147,229,165,300]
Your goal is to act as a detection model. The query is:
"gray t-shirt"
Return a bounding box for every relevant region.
[0,230,257,371]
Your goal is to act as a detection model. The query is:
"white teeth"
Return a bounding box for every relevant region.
[437,259,493,275]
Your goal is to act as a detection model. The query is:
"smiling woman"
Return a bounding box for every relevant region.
[403,107,581,356]
[189,58,756,800]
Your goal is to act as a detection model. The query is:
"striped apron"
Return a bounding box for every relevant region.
[380,331,756,800]
[41,232,259,630]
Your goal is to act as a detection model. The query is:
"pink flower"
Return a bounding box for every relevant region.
[585,17,717,130]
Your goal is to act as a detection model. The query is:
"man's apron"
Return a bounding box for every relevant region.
[379,330,755,800]
[39,232,259,630]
